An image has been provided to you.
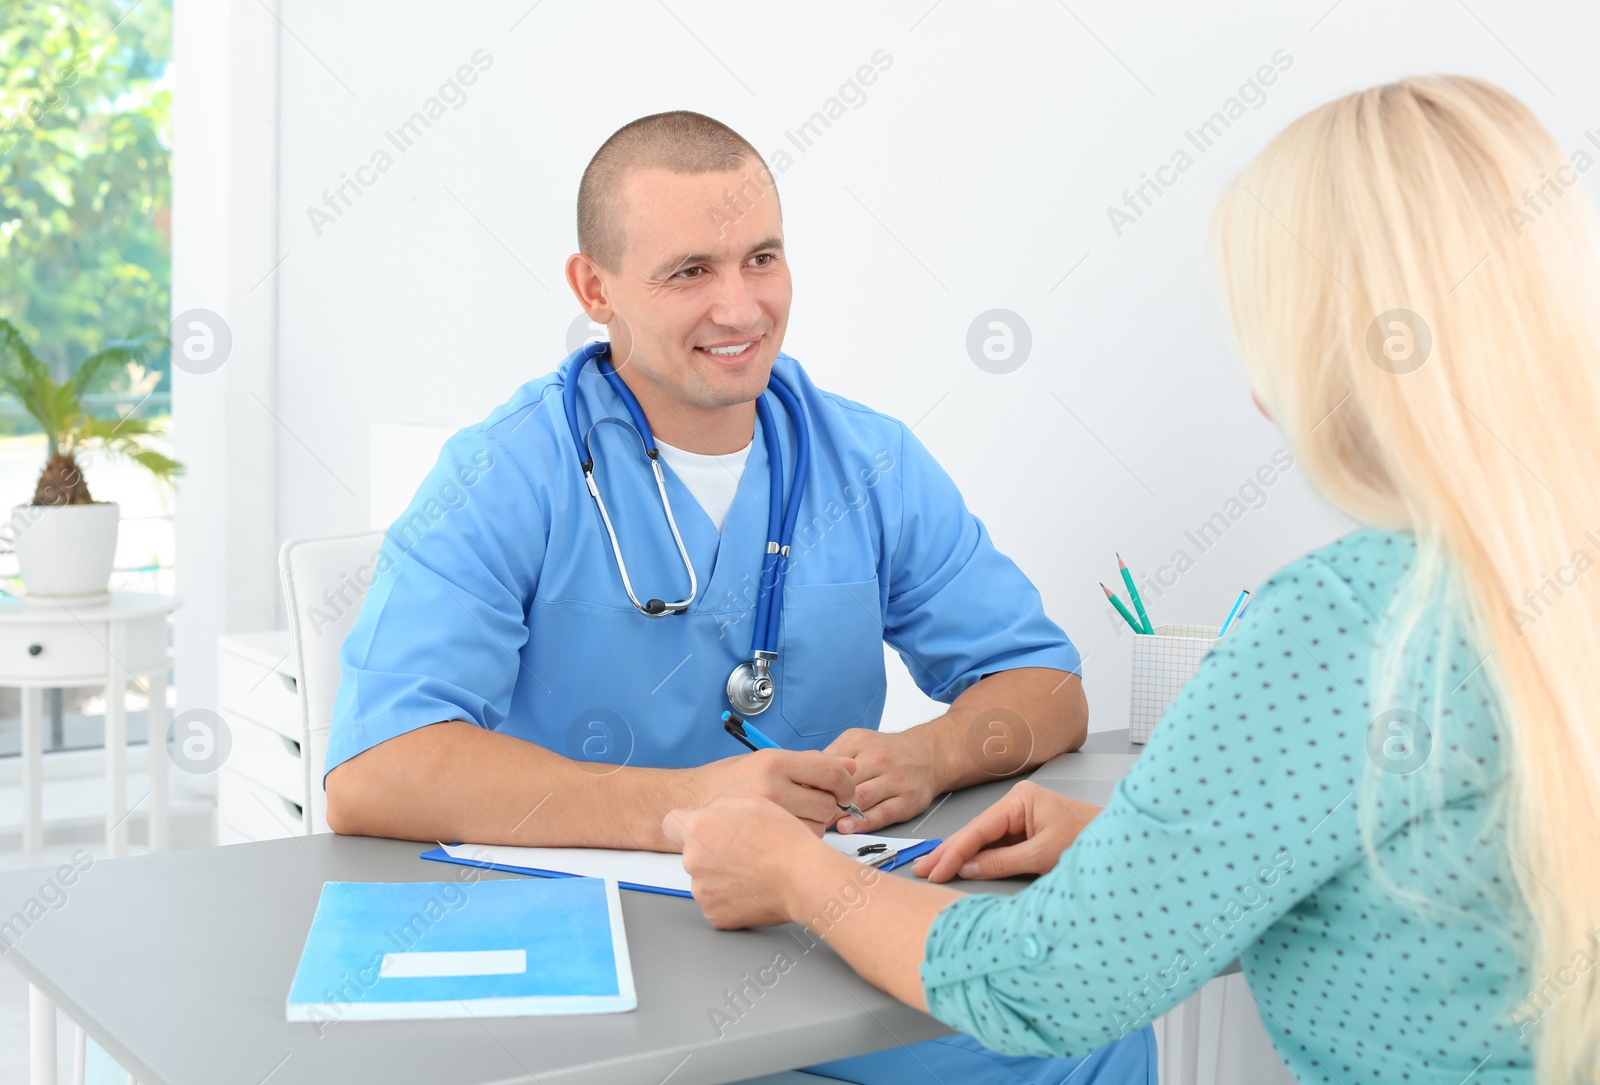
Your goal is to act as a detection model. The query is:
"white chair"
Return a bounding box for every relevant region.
[278,531,386,833]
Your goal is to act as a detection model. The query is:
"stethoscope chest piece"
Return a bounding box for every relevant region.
[726,650,777,716]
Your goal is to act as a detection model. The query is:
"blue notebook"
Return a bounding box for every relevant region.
[286,878,635,1022]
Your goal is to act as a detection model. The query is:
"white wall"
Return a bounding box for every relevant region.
[172,0,282,716]
[177,0,1600,734]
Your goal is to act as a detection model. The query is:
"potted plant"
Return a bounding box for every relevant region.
[0,319,182,604]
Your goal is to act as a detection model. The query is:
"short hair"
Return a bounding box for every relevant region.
[577,110,775,270]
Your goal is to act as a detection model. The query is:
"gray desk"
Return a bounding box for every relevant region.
[1,730,1144,1085]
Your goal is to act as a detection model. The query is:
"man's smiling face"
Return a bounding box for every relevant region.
[602,164,791,420]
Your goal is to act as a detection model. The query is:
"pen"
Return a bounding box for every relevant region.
[722,711,868,823]
[1217,589,1251,638]
[1117,553,1153,635]
[723,715,762,752]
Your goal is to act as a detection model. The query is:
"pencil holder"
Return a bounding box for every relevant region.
[1129,624,1220,743]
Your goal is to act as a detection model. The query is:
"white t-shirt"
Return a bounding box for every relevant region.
[654,438,753,533]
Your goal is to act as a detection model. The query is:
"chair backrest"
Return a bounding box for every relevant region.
[278,530,386,833]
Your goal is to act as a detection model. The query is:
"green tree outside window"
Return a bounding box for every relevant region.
[1,0,172,431]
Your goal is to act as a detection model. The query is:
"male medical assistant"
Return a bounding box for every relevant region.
[325,345,1161,1084]
[325,346,1080,778]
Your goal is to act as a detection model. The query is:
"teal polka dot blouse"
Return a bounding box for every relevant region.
[921,529,1535,1082]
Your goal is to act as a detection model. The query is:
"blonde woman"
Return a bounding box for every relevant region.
[666,74,1600,1083]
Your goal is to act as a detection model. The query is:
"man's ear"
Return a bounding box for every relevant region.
[565,252,613,323]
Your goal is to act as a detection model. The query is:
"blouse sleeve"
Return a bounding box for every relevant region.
[918,552,1387,1057]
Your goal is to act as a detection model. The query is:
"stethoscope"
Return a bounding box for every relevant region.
[561,340,811,717]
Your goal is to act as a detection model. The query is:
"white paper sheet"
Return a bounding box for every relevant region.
[442,831,931,895]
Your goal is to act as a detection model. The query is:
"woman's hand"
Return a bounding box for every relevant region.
[663,796,838,929]
[911,780,1101,883]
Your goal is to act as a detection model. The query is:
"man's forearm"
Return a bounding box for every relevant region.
[908,667,1088,792]
[324,720,696,850]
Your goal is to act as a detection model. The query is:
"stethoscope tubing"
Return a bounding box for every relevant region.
[581,416,699,616]
[755,374,810,654]
[562,341,810,656]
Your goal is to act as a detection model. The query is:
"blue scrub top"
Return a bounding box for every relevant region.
[325,349,1080,780]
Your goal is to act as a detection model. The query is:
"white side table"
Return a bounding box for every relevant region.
[0,592,179,858]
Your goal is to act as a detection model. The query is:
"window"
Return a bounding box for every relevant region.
[0,0,173,755]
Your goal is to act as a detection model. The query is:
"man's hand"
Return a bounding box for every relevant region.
[817,669,1086,835]
[681,749,857,837]
[910,780,1101,882]
[824,728,943,834]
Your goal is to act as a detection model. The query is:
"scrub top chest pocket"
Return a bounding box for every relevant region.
[777,578,887,739]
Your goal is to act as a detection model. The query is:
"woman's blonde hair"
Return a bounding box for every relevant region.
[1211,76,1600,1081]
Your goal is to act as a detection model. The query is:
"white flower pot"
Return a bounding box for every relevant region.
[6,502,121,605]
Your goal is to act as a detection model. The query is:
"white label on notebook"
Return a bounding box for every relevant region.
[379,949,527,978]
